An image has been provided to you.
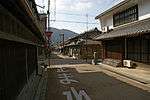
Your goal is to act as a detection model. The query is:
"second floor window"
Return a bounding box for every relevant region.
[113,5,138,27]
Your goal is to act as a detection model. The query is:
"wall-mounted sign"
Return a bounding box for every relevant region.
[45,31,53,38]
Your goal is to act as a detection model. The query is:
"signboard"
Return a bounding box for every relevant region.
[45,31,53,38]
[32,37,37,43]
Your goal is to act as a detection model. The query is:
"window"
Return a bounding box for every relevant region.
[113,5,138,27]
[127,36,150,64]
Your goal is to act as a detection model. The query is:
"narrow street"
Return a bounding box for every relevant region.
[1,1,150,100]
[46,53,150,100]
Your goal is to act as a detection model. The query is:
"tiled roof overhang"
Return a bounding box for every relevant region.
[95,18,150,40]
[0,0,45,42]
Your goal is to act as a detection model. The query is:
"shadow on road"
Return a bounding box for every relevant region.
[49,59,92,65]
[46,67,150,100]
[49,53,63,59]
[49,53,92,65]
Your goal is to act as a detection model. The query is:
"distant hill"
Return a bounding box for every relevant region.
[50,27,78,45]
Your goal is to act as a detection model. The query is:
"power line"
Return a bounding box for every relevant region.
[36,4,45,9]
[86,14,88,31]
[53,12,95,17]
[50,20,98,24]
[107,0,120,10]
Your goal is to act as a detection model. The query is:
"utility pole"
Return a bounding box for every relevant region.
[47,0,51,67]
[60,33,64,54]
[47,0,50,29]
[85,14,88,62]
[62,33,65,54]
[86,14,88,31]
[63,34,64,49]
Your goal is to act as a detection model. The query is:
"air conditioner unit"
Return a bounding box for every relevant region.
[102,26,109,32]
[123,60,133,68]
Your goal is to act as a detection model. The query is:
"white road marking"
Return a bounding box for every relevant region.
[58,73,72,78]
[63,91,73,100]
[57,68,91,100]
[57,68,68,73]
[58,73,79,85]
[71,87,91,100]
[60,78,79,85]
[63,87,91,100]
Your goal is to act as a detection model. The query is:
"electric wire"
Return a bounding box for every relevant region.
[50,20,98,24]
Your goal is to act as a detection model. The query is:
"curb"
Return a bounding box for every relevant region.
[97,63,150,91]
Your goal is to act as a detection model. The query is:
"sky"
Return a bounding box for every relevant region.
[35,0,123,33]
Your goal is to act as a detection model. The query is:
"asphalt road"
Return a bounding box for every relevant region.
[46,55,150,100]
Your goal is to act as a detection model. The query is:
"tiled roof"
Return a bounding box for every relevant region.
[66,27,101,44]
[95,18,150,40]
[81,29,102,39]
[78,39,101,45]
[64,28,102,47]
[65,39,101,47]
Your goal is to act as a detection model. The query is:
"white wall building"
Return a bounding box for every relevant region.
[96,0,150,32]
[95,0,150,66]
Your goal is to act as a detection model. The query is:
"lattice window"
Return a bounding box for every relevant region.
[127,36,150,64]
[113,5,138,27]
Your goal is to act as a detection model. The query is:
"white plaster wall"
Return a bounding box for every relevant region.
[98,0,150,30]
[138,0,150,20]
[100,14,113,30]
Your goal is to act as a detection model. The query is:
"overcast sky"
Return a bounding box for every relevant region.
[35,0,123,33]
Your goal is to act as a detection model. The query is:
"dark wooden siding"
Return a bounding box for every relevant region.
[127,35,150,64]
[0,39,38,100]
[0,4,38,43]
[106,40,123,60]
[80,44,102,59]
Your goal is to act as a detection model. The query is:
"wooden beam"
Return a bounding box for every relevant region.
[0,31,37,45]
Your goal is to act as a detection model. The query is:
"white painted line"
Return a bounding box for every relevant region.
[63,91,73,100]
[58,73,72,79]
[57,71,79,85]
[60,78,79,85]
[71,87,91,100]
[57,67,91,100]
